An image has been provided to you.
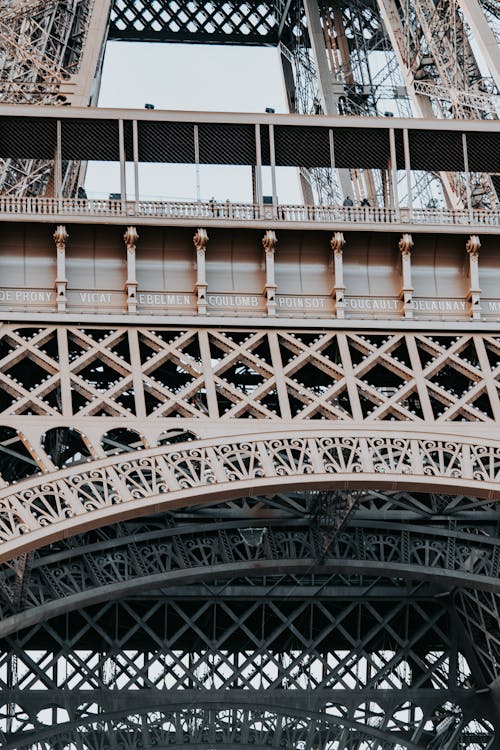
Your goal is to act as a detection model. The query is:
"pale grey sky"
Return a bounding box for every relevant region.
[86,42,302,203]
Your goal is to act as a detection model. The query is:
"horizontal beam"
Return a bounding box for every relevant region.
[0,430,499,564]
[1,103,498,132]
[0,197,498,233]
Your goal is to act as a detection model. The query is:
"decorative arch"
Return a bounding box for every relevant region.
[0,701,449,750]
[0,513,499,639]
[0,429,498,563]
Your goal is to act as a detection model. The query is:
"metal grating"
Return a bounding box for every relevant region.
[109,0,295,46]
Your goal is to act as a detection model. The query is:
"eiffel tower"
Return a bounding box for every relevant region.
[0,2,499,748]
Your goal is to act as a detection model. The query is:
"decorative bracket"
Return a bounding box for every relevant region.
[330,232,346,318]
[262,230,277,316]
[194,228,209,315]
[399,233,414,319]
[124,226,139,313]
[466,235,481,320]
[53,225,68,312]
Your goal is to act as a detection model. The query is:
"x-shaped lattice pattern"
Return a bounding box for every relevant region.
[0,515,498,629]
[0,592,493,749]
[0,327,497,428]
[0,596,461,692]
[110,0,287,43]
[3,703,493,750]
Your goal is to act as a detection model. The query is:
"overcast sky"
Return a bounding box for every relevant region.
[86,42,302,203]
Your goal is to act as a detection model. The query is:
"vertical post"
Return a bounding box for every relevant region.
[389,128,399,220]
[254,123,263,213]
[55,119,62,205]
[269,123,278,218]
[262,230,277,316]
[403,128,412,219]
[399,233,414,319]
[119,119,127,213]
[123,226,139,313]
[331,232,346,318]
[466,234,481,320]
[329,128,337,208]
[194,124,201,204]
[133,119,140,211]
[193,228,208,315]
[53,225,68,312]
[462,132,472,216]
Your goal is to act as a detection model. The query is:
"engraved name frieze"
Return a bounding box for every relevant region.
[208,294,262,308]
[138,293,193,306]
[277,296,329,310]
[413,299,467,312]
[0,289,54,303]
[344,297,400,311]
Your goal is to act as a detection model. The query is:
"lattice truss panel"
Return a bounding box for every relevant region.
[0,491,498,634]
[0,325,497,482]
[109,0,292,44]
[0,0,92,103]
[0,576,496,748]
[0,0,95,197]
[284,1,500,208]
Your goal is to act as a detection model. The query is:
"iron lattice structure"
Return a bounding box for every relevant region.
[0,0,500,203]
[0,1,499,749]
[0,322,498,747]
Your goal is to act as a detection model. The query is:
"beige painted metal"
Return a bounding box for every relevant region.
[0,428,498,562]
[0,223,499,322]
[457,0,500,96]
[1,196,500,235]
[58,0,113,107]
[3,101,500,131]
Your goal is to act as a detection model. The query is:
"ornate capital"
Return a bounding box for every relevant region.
[53,225,68,249]
[330,231,345,254]
[123,226,139,250]
[399,233,413,256]
[466,235,481,257]
[262,230,277,254]
[193,228,209,251]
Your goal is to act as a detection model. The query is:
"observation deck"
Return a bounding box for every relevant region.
[0,105,498,326]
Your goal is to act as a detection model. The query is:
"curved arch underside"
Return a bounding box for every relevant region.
[6,700,494,750]
[0,429,499,562]
[0,511,499,637]
[0,490,498,748]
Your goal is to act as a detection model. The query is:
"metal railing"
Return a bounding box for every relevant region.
[0,195,499,227]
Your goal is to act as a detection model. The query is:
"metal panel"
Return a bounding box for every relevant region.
[274,232,332,295]
[412,237,467,299]
[66,226,127,312]
[0,223,55,292]
[206,230,265,294]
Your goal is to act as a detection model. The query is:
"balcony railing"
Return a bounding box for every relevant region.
[0,195,499,228]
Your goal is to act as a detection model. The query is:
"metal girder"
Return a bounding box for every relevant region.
[0,509,500,634]
[457,0,500,94]
[0,589,497,746]
[108,0,296,45]
[3,700,486,750]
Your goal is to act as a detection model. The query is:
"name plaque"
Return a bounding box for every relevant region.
[483,300,500,314]
[413,298,467,314]
[138,293,194,307]
[207,294,264,309]
[344,297,400,313]
[67,290,125,309]
[0,288,54,305]
[277,295,331,311]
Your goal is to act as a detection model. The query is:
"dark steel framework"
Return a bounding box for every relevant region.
[0,491,499,749]
[0,2,499,748]
[109,0,299,45]
[0,317,497,747]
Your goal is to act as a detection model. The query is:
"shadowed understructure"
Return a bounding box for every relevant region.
[0,1,499,748]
